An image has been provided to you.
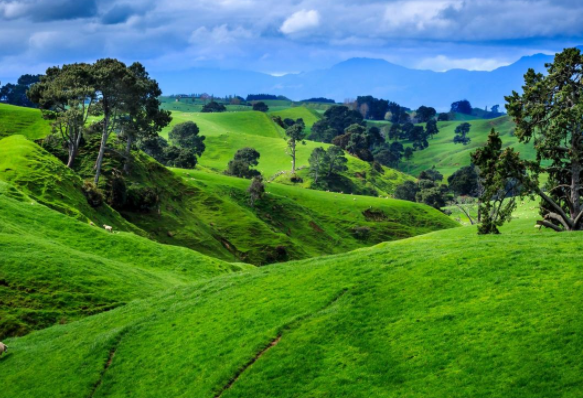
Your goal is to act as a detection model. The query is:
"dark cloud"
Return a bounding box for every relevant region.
[0,0,98,21]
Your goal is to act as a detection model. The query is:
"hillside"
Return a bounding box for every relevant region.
[162,109,413,195]
[0,179,248,337]
[0,103,50,139]
[404,116,531,178]
[2,204,582,397]
[0,107,453,266]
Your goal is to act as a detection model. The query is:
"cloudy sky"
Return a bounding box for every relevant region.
[1,0,583,82]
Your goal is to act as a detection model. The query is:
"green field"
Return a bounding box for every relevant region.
[403,116,531,178]
[0,103,51,139]
[2,198,582,397]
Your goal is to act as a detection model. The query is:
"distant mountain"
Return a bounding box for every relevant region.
[156,52,555,110]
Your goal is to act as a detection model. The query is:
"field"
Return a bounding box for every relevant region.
[2,198,582,397]
[0,103,50,139]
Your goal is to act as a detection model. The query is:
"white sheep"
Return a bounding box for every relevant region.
[0,342,7,356]
[103,225,113,233]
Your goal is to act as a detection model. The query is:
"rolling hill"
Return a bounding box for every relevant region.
[2,202,582,397]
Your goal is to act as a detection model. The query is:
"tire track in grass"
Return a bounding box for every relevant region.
[88,329,128,398]
[213,288,348,398]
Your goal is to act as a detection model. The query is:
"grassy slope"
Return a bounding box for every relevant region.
[162,109,412,195]
[3,208,582,397]
[0,103,51,139]
[405,116,529,178]
[269,106,321,129]
[0,135,144,234]
[0,180,248,337]
[171,169,457,264]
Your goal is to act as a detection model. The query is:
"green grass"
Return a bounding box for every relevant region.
[0,103,51,139]
[269,106,321,129]
[404,116,529,178]
[162,110,413,195]
[170,169,457,264]
[2,202,582,397]
[0,179,248,337]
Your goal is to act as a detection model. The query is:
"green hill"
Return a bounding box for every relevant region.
[0,103,50,139]
[162,109,412,195]
[269,106,321,129]
[0,179,248,337]
[2,204,582,397]
[0,120,453,266]
[404,116,528,178]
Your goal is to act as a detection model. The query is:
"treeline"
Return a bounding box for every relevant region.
[0,74,41,107]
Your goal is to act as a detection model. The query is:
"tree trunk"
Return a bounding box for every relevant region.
[94,115,109,185]
[66,132,82,169]
[124,134,133,174]
[291,140,296,174]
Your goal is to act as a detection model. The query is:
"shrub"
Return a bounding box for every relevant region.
[126,185,159,212]
[81,181,104,207]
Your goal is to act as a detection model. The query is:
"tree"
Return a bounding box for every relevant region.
[425,119,439,139]
[448,165,480,196]
[285,119,306,173]
[324,145,348,178]
[437,112,450,121]
[505,47,583,231]
[419,166,443,183]
[247,176,265,207]
[226,147,261,179]
[0,74,41,107]
[120,62,171,173]
[416,106,436,123]
[28,64,96,168]
[310,105,364,142]
[404,147,414,160]
[308,147,327,184]
[394,181,419,202]
[201,101,226,113]
[471,130,523,234]
[92,58,136,184]
[451,100,472,115]
[137,135,169,163]
[164,147,198,169]
[252,101,269,112]
[168,122,206,156]
[454,122,471,145]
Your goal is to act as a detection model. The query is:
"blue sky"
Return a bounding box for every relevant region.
[1,0,583,82]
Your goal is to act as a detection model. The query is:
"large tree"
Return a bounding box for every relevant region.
[451,100,472,115]
[92,58,136,184]
[285,119,307,174]
[168,121,206,155]
[415,106,436,123]
[28,64,96,168]
[120,62,171,173]
[226,147,261,179]
[454,122,471,145]
[505,47,583,231]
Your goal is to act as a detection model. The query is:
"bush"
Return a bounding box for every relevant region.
[252,102,269,112]
[126,185,159,212]
[352,226,371,240]
[81,181,104,207]
[105,172,127,209]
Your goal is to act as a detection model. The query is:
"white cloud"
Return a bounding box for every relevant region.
[383,1,462,31]
[417,55,509,72]
[190,25,253,45]
[280,9,320,35]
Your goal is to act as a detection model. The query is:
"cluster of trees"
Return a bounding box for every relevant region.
[252,102,269,112]
[139,121,206,169]
[394,165,481,210]
[0,74,41,107]
[300,97,335,104]
[308,146,348,186]
[246,94,289,101]
[201,101,226,113]
[29,60,172,184]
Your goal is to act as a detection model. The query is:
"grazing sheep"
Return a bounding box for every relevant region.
[89,222,95,227]
[535,224,542,230]
[103,225,113,233]
[0,342,7,356]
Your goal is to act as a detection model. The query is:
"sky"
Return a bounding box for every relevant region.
[1,0,583,83]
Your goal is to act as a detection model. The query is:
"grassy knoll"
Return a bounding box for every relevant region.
[172,169,457,264]
[404,116,530,178]
[0,103,50,139]
[162,110,412,195]
[2,204,581,397]
[269,106,321,129]
[0,180,248,337]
